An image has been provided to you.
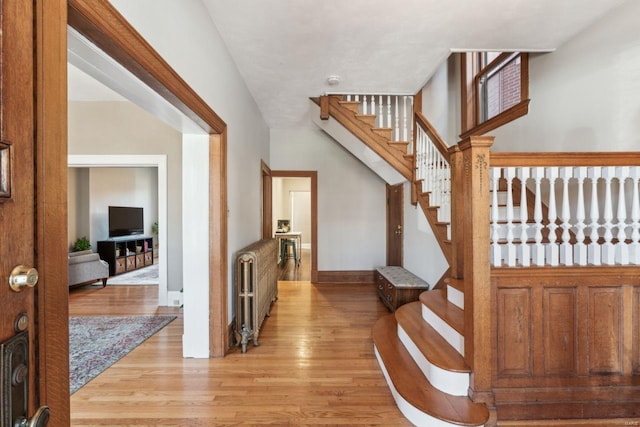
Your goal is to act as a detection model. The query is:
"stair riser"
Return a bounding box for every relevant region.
[422,305,465,357]
[447,285,464,310]
[398,325,469,396]
[374,346,481,427]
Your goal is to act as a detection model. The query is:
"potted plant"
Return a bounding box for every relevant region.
[152,221,159,249]
[72,236,91,252]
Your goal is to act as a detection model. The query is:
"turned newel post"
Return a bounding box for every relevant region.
[459,135,494,401]
[448,145,464,279]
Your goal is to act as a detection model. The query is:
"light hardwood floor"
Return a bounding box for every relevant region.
[69,281,411,426]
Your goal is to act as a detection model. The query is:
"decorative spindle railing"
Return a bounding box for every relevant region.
[342,94,414,147]
[414,112,451,223]
[489,154,640,268]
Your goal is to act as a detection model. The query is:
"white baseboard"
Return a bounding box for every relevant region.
[168,290,183,307]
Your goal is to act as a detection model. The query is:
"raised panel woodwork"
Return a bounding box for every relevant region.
[497,288,532,376]
[543,288,577,375]
[634,287,640,375]
[588,287,623,375]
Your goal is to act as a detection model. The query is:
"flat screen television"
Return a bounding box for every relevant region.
[108,206,144,237]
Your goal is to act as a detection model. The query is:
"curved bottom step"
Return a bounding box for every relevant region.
[373,315,488,427]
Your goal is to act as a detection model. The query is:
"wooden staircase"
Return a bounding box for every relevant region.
[373,283,489,426]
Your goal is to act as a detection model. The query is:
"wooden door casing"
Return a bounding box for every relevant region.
[386,183,403,266]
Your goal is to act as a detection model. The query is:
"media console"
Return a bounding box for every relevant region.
[97,236,154,276]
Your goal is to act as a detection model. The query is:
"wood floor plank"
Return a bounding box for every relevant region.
[69,281,412,426]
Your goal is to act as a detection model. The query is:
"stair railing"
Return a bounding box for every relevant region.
[414,112,451,224]
[341,94,414,146]
[489,153,640,268]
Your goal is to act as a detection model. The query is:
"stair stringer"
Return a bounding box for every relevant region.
[309,98,406,185]
[310,97,414,181]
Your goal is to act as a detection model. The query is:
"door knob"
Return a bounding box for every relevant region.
[9,265,39,292]
[14,406,50,427]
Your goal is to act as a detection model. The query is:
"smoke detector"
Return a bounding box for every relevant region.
[326,75,340,86]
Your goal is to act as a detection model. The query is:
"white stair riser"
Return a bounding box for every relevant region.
[398,325,469,396]
[422,304,464,357]
[374,346,480,427]
[447,285,464,310]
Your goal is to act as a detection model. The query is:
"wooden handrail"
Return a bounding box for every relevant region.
[415,112,450,161]
[490,152,640,167]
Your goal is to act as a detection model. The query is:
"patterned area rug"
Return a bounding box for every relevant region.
[106,263,159,285]
[69,315,175,394]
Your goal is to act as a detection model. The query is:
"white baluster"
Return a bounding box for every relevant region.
[601,167,615,264]
[588,167,601,265]
[559,167,573,265]
[573,167,588,266]
[371,95,376,119]
[403,96,408,142]
[346,95,351,102]
[491,168,502,267]
[532,167,545,266]
[629,167,640,265]
[517,168,530,266]
[378,96,383,128]
[504,168,517,266]
[545,167,559,266]
[615,167,629,265]
[386,96,391,130]
[394,96,399,142]
[362,95,368,115]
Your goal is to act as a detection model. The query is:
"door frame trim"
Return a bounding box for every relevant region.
[271,171,318,282]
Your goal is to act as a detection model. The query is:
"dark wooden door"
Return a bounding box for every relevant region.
[386,183,403,266]
[1,1,68,425]
[0,1,41,424]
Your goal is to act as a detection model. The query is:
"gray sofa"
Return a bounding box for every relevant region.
[68,250,109,287]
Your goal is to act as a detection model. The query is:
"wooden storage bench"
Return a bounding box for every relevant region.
[375,266,430,312]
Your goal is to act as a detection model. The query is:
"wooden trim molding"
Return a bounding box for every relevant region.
[67,0,225,134]
[68,0,230,358]
[459,99,529,139]
[36,0,71,423]
[316,271,376,284]
[261,160,272,240]
[271,170,318,282]
[491,151,640,167]
[209,131,228,357]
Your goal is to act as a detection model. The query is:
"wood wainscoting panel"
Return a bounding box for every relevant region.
[633,286,640,375]
[497,288,532,377]
[588,287,623,375]
[543,288,577,375]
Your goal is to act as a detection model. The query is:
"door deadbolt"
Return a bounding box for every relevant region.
[9,266,39,292]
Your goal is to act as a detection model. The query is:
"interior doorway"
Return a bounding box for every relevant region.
[270,171,318,282]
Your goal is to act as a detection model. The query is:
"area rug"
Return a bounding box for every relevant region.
[69,315,175,394]
[106,263,159,285]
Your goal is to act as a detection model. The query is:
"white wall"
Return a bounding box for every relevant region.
[270,128,386,271]
[68,168,90,248]
[490,0,640,152]
[402,181,448,286]
[272,177,311,246]
[87,168,158,248]
[421,54,461,146]
[111,0,271,321]
[68,101,182,291]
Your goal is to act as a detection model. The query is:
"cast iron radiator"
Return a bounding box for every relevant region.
[234,238,278,353]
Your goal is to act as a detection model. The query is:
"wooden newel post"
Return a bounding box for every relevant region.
[458,135,494,402]
[448,145,464,279]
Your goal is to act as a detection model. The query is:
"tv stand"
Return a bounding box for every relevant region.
[97,236,154,276]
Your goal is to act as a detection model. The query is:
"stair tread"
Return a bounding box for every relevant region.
[446,278,465,293]
[396,302,470,373]
[420,289,465,335]
[373,315,488,426]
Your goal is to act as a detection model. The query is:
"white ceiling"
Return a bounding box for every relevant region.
[69,0,628,130]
